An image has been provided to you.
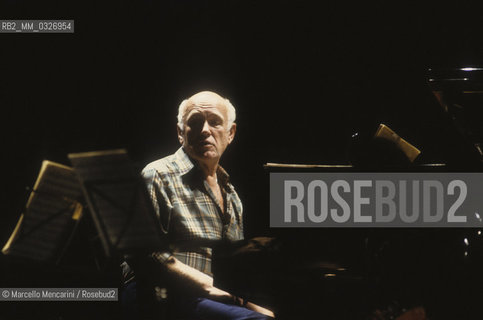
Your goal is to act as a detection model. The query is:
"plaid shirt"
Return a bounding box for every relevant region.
[142,147,244,276]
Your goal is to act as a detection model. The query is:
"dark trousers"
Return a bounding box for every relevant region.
[172,296,272,320]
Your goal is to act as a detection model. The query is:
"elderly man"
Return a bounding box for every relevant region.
[141,91,274,319]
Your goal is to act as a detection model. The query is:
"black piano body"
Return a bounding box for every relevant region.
[213,68,483,320]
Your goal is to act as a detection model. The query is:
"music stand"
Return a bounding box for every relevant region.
[68,149,164,258]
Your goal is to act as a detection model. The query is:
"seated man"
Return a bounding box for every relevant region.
[141,91,274,319]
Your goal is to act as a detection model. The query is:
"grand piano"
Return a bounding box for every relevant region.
[212,67,483,320]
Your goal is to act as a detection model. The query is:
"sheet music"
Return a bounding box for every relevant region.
[2,160,83,262]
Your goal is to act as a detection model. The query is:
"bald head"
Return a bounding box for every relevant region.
[177,91,236,131]
[190,91,225,106]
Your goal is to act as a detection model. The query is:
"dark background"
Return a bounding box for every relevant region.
[1,1,483,319]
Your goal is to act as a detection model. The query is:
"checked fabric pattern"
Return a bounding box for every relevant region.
[142,148,244,276]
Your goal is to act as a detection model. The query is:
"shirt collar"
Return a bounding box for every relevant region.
[175,147,232,190]
[174,147,195,175]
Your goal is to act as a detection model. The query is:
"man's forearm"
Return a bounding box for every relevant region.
[160,256,275,317]
[161,255,232,301]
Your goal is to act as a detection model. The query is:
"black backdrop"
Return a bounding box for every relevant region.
[1,0,483,318]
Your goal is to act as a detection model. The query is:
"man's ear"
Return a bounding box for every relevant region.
[177,125,184,145]
[227,123,236,144]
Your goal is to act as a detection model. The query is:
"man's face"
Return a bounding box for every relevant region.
[178,92,236,164]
